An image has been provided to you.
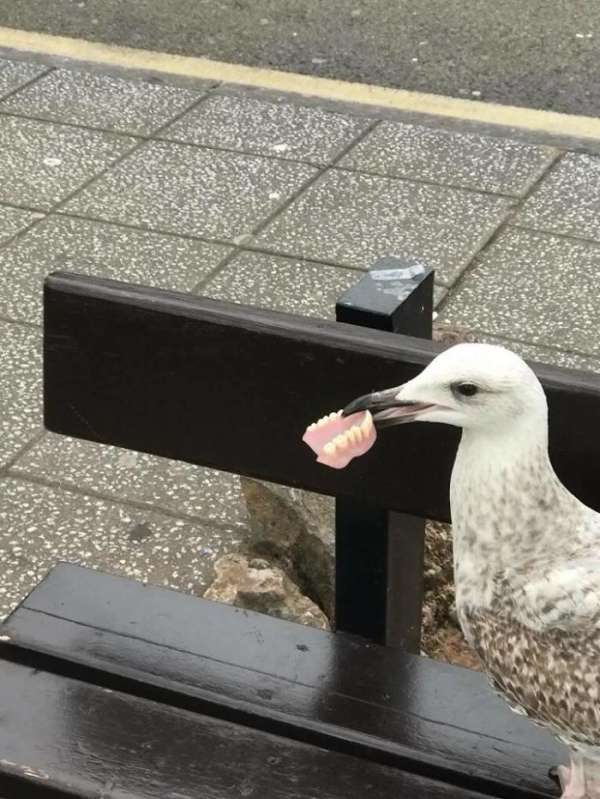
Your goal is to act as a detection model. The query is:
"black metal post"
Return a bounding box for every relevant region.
[335,256,434,651]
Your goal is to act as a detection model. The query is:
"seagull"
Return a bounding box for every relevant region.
[308,342,600,798]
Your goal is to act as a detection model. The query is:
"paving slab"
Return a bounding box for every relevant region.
[258,169,512,286]
[1,68,206,135]
[161,92,371,164]
[515,152,600,241]
[0,115,136,210]
[339,121,557,196]
[475,335,600,374]
[437,227,600,358]
[0,59,48,99]
[0,475,246,621]
[63,140,317,240]
[433,285,448,308]
[434,321,600,373]
[202,250,360,318]
[0,215,230,324]
[0,321,42,469]
[10,433,248,528]
[0,204,41,247]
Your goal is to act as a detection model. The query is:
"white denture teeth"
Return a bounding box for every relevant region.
[304,409,376,467]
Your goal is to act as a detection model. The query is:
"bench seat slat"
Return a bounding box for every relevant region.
[2,564,562,798]
[0,656,493,799]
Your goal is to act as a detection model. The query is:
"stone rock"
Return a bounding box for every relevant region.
[421,520,456,651]
[239,473,480,669]
[426,626,482,671]
[433,322,474,346]
[204,553,330,630]
[420,520,480,669]
[240,478,334,619]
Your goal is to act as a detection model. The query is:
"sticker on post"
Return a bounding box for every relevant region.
[370,264,426,281]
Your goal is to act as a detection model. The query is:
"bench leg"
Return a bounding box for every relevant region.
[335,499,425,651]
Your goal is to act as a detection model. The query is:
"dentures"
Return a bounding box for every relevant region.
[302,409,377,469]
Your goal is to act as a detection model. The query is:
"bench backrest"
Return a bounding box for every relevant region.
[45,271,600,522]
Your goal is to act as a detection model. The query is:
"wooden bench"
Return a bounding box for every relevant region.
[3,270,600,797]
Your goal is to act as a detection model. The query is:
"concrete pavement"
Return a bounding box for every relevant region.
[0,54,600,619]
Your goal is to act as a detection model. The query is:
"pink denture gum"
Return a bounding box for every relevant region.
[302,410,377,469]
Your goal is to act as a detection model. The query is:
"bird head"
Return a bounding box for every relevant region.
[343,343,548,434]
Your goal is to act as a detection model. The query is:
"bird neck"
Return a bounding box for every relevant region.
[450,418,584,609]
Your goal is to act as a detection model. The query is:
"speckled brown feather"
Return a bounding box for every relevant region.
[462,605,600,748]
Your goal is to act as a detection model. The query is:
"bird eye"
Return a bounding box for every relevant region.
[455,382,479,398]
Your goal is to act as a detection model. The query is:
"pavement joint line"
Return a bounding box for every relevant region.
[508,222,600,249]
[51,207,238,248]
[0,429,46,477]
[0,104,359,170]
[0,107,569,207]
[146,80,224,139]
[48,206,447,280]
[192,233,406,295]
[3,26,600,143]
[234,244,367,273]
[193,118,381,292]
[0,313,41,330]
[0,138,143,250]
[434,150,564,312]
[506,148,564,212]
[0,198,47,214]
[191,244,245,294]
[250,117,382,239]
[0,61,54,104]
[434,207,518,312]
[47,207,361,272]
[0,102,564,198]
[35,88,214,220]
[154,132,325,168]
[0,125,159,256]
[4,466,248,531]
[518,149,566,199]
[445,327,600,367]
[331,163,525,200]
[0,208,50,258]
[515,148,567,204]
[0,105,149,140]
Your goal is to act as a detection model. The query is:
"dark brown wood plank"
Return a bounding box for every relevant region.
[2,564,562,798]
[44,272,600,523]
[0,657,494,799]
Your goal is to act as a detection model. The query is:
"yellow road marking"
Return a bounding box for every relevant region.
[1,25,600,141]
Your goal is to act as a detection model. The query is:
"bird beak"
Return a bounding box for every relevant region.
[342,386,436,429]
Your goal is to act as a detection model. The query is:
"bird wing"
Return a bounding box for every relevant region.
[459,556,600,747]
[500,555,600,634]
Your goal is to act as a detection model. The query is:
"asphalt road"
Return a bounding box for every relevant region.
[1,0,600,116]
